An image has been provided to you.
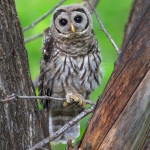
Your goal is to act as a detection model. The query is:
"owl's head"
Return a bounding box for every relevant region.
[51,4,92,38]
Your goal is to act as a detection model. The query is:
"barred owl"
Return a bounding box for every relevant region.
[38,4,101,143]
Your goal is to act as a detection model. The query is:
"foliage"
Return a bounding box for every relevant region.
[15,0,132,149]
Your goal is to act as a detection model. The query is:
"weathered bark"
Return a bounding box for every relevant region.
[122,0,143,43]
[142,132,150,150]
[78,0,150,149]
[0,0,48,149]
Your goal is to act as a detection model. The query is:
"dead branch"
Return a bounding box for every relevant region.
[1,94,65,102]
[86,0,120,55]
[28,104,95,150]
[23,0,100,43]
[23,0,65,32]
[1,93,95,150]
[82,0,100,12]
[1,93,95,105]
[24,33,43,43]
[24,0,119,57]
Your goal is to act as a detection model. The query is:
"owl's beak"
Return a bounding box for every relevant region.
[71,23,75,33]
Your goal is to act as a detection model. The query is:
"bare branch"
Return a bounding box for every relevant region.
[28,104,96,150]
[1,94,95,105]
[1,93,95,150]
[23,0,99,43]
[24,33,43,43]
[82,0,100,12]
[86,0,120,55]
[23,0,65,32]
[1,94,65,102]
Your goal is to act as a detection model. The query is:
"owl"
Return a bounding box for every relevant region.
[38,4,101,143]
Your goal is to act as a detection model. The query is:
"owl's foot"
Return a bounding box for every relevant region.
[64,92,86,108]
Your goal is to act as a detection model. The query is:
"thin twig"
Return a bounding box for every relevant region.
[33,75,39,88]
[87,0,120,55]
[28,104,95,150]
[82,0,100,13]
[23,0,65,32]
[1,94,95,105]
[1,94,65,102]
[24,0,100,43]
[24,33,43,43]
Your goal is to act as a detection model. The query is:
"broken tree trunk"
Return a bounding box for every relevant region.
[0,0,48,149]
[78,0,150,149]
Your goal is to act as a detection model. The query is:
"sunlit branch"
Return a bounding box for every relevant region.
[86,0,120,55]
[23,0,65,32]
[28,104,95,150]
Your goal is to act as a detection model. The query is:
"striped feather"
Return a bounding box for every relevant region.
[38,27,102,144]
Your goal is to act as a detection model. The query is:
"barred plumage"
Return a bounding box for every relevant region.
[38,4,101,143]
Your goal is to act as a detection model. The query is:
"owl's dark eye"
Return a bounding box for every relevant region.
[74,15,83,23]
[59,18,68,26]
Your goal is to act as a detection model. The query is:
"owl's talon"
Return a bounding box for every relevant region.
[70,95,79,102]
[79,98,86,108]
[78,99,83,106]
[63,101,68,107]
[65,92,86,108]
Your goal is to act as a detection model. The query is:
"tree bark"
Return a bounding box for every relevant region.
[78,0,150,149]
[122,0,143,44]
[0,0,48,149]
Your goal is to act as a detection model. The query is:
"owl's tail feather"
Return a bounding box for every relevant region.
[49,108,80,144]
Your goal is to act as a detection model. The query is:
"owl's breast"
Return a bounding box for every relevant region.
[69,53,101,93]
[46,49,101,95]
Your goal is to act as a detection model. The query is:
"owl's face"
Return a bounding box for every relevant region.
[51,5,92,37]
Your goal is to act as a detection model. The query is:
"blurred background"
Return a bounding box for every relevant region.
[15,0,132,149]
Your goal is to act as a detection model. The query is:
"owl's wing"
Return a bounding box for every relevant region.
[38,28,54,108]
[42,27,54,61]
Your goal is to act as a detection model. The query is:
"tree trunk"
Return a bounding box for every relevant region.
[78,0,150,149]
[122,0,143,43]
[0,0,48,149]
